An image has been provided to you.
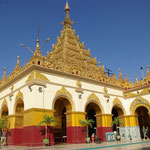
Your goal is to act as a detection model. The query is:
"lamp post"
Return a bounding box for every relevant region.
[140,67,144,80]
[19,38,50,55]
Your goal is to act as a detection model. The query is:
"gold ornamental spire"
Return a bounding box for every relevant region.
[1,67,7,85]
[62,0,74,29]
[119,68,123,81]
[34,25,42,57]
[125,73,128,82]
[146,65,150,76]
[17,56,20,66]
[65,0,70,10]
[3,67,6,79]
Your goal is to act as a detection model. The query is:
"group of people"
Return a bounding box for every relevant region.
[142,126,150,140]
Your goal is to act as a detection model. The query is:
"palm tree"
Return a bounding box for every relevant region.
[37,115,56,142]
[112,117,122,139]
[0,118,8,132]
[112,117,121,128]
[80,119,94,138]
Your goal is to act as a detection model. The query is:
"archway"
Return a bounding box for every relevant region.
[14,99,24,128]
[135,106,150,139]
[85,102,102,140]
[1,105,8,119]
[54,97,72,144]
[112,105,124,132]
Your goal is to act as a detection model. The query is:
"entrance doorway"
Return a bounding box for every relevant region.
[15,99,24,128]
[135,106,150,139]
[54,97,72,144]
[112,106,124,137]
[85,102,101,139]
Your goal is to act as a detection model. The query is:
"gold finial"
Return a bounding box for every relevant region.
[65,0,70,11]
[125,73,128,82]
[34,25,42,57]
[135,75,138,82]
[119,68,123,81]
[98,61,101,67]
[3,67,6,76]
[62,0,74,28]
[36,24,40,48]
[147,65,149,74]
[1,67,7,84]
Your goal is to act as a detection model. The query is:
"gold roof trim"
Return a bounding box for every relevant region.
[55,86,72,99]
[26,71,50,83]
[87,92,99,101]
[113,97,123,106]
[124,92,137,99]
[130,97,150,112]
[15,90,24,101]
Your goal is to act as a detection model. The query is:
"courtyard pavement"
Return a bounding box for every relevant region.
[1,140,150,150]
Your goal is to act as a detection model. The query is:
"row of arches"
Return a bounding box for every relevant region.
[1,99,24,129]
[1,96,150,144]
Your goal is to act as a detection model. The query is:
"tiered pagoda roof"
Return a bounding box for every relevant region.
[0,1,150,91]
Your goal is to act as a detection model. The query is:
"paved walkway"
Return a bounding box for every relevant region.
[1,140,150,150]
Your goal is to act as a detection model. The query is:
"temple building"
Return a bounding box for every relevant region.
[0,1,150,146]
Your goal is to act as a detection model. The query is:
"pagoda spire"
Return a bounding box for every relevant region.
[125,73,128,82]
[62,0,74,29]
[146,65,150,76]
[34,25,42,57]
[119,68,123,81]
[1,67,7,84]
[17,56,20,66]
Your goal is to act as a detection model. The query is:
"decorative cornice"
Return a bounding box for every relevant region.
[140,88,150,95]
[113,97,123,106]
[130,97,150,112]
[26,71,50,83]
[124,92,137,99]
[55,86,72,99]
[87,92,99,101]
[15,90,23,101]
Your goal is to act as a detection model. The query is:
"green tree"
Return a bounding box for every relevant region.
[37,115,56,139]
[0,118,8,132]
[0,118,8,146]
[80,119,94,138]
[112,117,123,136]
[112,117,121,127]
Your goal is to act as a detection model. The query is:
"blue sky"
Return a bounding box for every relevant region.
[0,0,150,83]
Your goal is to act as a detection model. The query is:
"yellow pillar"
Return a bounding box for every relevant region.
[23,108,55,127]
[96,114,113,127]
[65,111,86,127]
[124,115,138,127]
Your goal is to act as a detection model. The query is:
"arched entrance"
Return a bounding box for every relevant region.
[14,99,24,128]
[85,102,102,140]
[112,106,124,134]
[54,97,72,144]
[1,105,8,119]
[135,106,150,139]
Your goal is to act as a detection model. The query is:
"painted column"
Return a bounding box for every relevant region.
[7,114,23,145]
[119,115,141,140]
[96,114,113,141]
[66,111,86,144]
[22,108,55,146]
